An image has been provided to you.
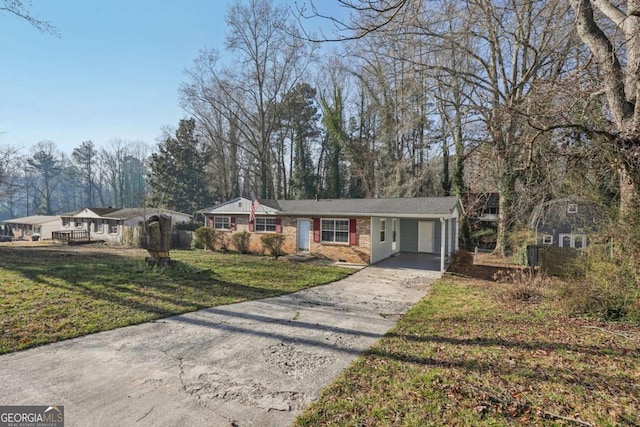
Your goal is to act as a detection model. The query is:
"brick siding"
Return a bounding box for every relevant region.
[205,215,372,264]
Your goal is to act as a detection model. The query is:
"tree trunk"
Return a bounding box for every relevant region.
[494,171,517,257]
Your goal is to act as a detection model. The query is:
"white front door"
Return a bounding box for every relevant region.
[391,219,397,251]
[418,221,435,253]
[297,219,310,252]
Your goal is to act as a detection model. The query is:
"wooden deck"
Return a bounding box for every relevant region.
[52,230,90,244]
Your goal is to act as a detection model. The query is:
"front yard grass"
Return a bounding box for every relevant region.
[0,245,352,355]
[296,272,640,426]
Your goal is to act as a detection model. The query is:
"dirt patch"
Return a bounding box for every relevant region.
[262,341,333,378]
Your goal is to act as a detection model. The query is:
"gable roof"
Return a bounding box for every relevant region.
[274,197,460,217]
[105,208,192,220]
[61,208,121,218]
[529,196,607,231]
[62,207,192,220]
[2,215,60,225]
[202,196,461,218]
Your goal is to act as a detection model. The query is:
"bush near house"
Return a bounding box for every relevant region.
[260,233,286,259]
[231,231,251,254]
[194,226,216,250]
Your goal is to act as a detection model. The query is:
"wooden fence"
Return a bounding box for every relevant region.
[526,245,582,276]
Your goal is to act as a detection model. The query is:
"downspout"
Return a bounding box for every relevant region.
[440,217,446,272]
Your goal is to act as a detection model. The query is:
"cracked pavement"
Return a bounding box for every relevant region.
[0,255,441,426]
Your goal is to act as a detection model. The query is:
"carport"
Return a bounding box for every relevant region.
[368,198,463,271]
[373,252,443,271]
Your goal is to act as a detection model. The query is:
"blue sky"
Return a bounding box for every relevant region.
[0,0,346,154]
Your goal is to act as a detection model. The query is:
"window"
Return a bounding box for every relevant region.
[380,219,386,242]
[321,219,349,243]
[62,218,70,228]
[108,220,118,234]
[255,217,276,232]
[214,216,231,230]
[542,234,553,245]
[567,203,578,214]
[75,219,84,229]
[488,207,498,215]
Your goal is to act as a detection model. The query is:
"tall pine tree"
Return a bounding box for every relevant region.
[148,118,213,216]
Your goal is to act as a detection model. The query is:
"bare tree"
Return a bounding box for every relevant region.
[311,0,578,254]
[570,0,640,217]
[0,144,22,216]
[181,0,316,199]
[101,140,149,208]
[0,0,57,34]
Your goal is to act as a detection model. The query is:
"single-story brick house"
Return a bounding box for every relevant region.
[199,196,462,271]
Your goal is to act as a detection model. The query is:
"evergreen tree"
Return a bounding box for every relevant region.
[148,118,213,215]
[281,83,320,199]
[27,141,62,215]
[71,140,98,207]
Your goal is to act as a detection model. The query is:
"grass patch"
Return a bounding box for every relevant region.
[296,276,640,426]
[0,245,351,354]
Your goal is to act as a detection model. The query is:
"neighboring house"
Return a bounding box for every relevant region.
[199,196,462,271]
[2,215,61,240]
[58,208,192,245]
[472,193,499,222]
[463,193,500,250]
[529,196,606,249]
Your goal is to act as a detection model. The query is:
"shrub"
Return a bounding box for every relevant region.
[494,268,550,303]
[560,221,640,321]
[231,231,251,254]
[174,221,202,231]
[219,234,230,252]
[190,237,204,250]
[194,226,216,250]
[260,233,286,259]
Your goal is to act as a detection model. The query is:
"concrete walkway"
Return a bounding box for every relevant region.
[0,254,441,427]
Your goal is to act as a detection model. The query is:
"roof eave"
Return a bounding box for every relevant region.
[204,211,457,218]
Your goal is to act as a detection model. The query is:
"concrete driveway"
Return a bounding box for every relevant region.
[0,254,441,427]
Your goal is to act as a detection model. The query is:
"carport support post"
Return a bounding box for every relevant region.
[440,218,446,272]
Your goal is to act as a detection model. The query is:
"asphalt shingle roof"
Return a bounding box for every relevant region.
[2,215,59,225]
[263,197,460,217]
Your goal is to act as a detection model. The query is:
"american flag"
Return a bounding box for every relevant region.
[249,199,260,222]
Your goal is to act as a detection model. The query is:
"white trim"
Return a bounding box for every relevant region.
[320,218,350,244]
[448,218,453,256]
[440,218,446,272]
[254,217,277,233]
[559,233,587,249]
[213,215,232,230]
